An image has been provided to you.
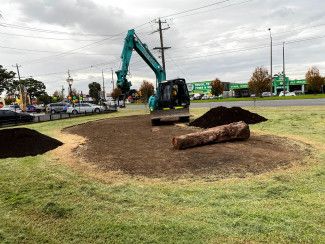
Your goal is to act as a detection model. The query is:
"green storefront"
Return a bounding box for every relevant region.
[273,75,306,93]
[187,81,212,94]
[187,76,307,96]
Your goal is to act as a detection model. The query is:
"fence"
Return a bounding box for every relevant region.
[0,107,117,128]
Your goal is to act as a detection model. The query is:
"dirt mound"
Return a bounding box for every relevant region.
[0,128,63,158]
[65,115,305,180]
[189,106,267,129]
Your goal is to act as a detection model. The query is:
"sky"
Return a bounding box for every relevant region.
[1,0,325,95]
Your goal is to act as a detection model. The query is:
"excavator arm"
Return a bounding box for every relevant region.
[115,29,166,94]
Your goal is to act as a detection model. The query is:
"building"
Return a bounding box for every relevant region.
[187,81,230,95]
[187,75,308,98]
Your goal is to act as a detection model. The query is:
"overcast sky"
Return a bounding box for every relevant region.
[1,0,325,95]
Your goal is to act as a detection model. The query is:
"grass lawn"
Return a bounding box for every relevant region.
[0,107,324,243]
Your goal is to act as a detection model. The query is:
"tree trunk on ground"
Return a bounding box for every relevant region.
[172,121,250,150]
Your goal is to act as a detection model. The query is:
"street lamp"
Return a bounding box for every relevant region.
[66,72,73,100]
[283,42,286,94]
[268,28,273,94]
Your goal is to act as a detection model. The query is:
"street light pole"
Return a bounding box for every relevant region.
[283,42,286,94]
[111,68,115,91]
[66,70,73,101]
[268,28,273,95]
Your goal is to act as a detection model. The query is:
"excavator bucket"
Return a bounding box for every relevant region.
[150,107,190,125]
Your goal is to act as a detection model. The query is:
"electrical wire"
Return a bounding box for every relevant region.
[161,0,232,18]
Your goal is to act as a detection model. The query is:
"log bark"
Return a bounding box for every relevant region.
[172,121,250,150]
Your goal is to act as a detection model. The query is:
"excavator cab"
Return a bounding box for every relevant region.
[151,78,190,125]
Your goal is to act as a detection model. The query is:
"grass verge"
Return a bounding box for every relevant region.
[0,106,324,243]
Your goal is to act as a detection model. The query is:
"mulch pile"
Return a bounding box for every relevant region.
[0,128,63,158]
[189,106,267,128]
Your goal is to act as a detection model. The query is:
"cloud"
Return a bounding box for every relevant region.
[1,0,325,94]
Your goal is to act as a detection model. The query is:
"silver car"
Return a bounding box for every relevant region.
[66,103,104,114]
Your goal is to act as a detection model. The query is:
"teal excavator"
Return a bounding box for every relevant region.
[115,29,190,125]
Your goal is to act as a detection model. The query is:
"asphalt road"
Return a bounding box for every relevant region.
[126,98,325,110]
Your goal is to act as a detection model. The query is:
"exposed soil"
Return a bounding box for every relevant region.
[0,128,63,158]
[65,115,306,180]
[189,106,267,128]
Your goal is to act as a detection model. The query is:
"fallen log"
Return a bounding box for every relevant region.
[172,121,250,150]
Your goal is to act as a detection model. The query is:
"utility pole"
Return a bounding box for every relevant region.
[283,42,286,94]
[13,63,21,80]
[153,18,171,76]
[268,28,273,95]
[12,63,25,111]
[61,85,65,101]
[111,68,115,91]
[102,69,106,101]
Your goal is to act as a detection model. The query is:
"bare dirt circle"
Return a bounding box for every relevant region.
[65,115,307,180]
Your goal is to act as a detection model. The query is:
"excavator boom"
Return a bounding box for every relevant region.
[116,29,190,125]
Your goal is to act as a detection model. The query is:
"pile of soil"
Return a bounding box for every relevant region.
[65,115,305,180]
[0,128,63,158]
[189,106,267,129]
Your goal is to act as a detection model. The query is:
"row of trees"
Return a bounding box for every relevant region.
[0,65,47,101]
[248,66,325,96]
[211,66,325,98]
[111,80,155,103]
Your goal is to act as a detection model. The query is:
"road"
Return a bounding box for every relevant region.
[126,98,325,110]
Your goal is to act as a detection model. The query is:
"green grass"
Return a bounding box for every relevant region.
[0,107,325,243]
[191,93,325,103]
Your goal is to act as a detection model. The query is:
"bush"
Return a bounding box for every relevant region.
[139,80,154,103]
[305,66,324,93]
[210,78,224,96]
[248,67,272,96]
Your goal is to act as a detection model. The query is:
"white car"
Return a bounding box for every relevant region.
[0,104,22,113]
[66,103,104,114]
[279,91,296,97]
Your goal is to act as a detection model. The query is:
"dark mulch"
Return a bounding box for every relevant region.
[189,106,267,128]
[0,128,63,158]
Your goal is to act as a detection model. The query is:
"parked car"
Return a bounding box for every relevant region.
[279,91,296,97]
[66,103,104,114]
[46,102,69,114]
[0,110,33,125]
[27,105,37,113]
[201,94,210,100]
[193,94,204,100]
[262,92,272,97]
[0,104,22,113]
[293,90,303,95]
[34,104,46,112]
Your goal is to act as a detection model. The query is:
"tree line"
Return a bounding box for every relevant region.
[210,66,325,97]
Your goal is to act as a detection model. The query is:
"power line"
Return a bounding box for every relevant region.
[19,22,151,66]
[0,22,119,37]
[0,31,102,41]
[0,44,120,56]
[161,0,232,18]
[172,0,254,19]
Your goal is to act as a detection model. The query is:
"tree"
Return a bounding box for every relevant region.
[210,78,224,96]
[3,77,46,99]
[53,90,63,101]
[0,65,15,95]
[248,67,271,96]
[111,87,122,100]
[88,82,101,104]
[38,93,52,105]
[139,80,154,103]
[21,78,46,98]
[305,66,324,93]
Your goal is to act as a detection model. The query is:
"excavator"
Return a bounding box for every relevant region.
[115,29,190,125]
